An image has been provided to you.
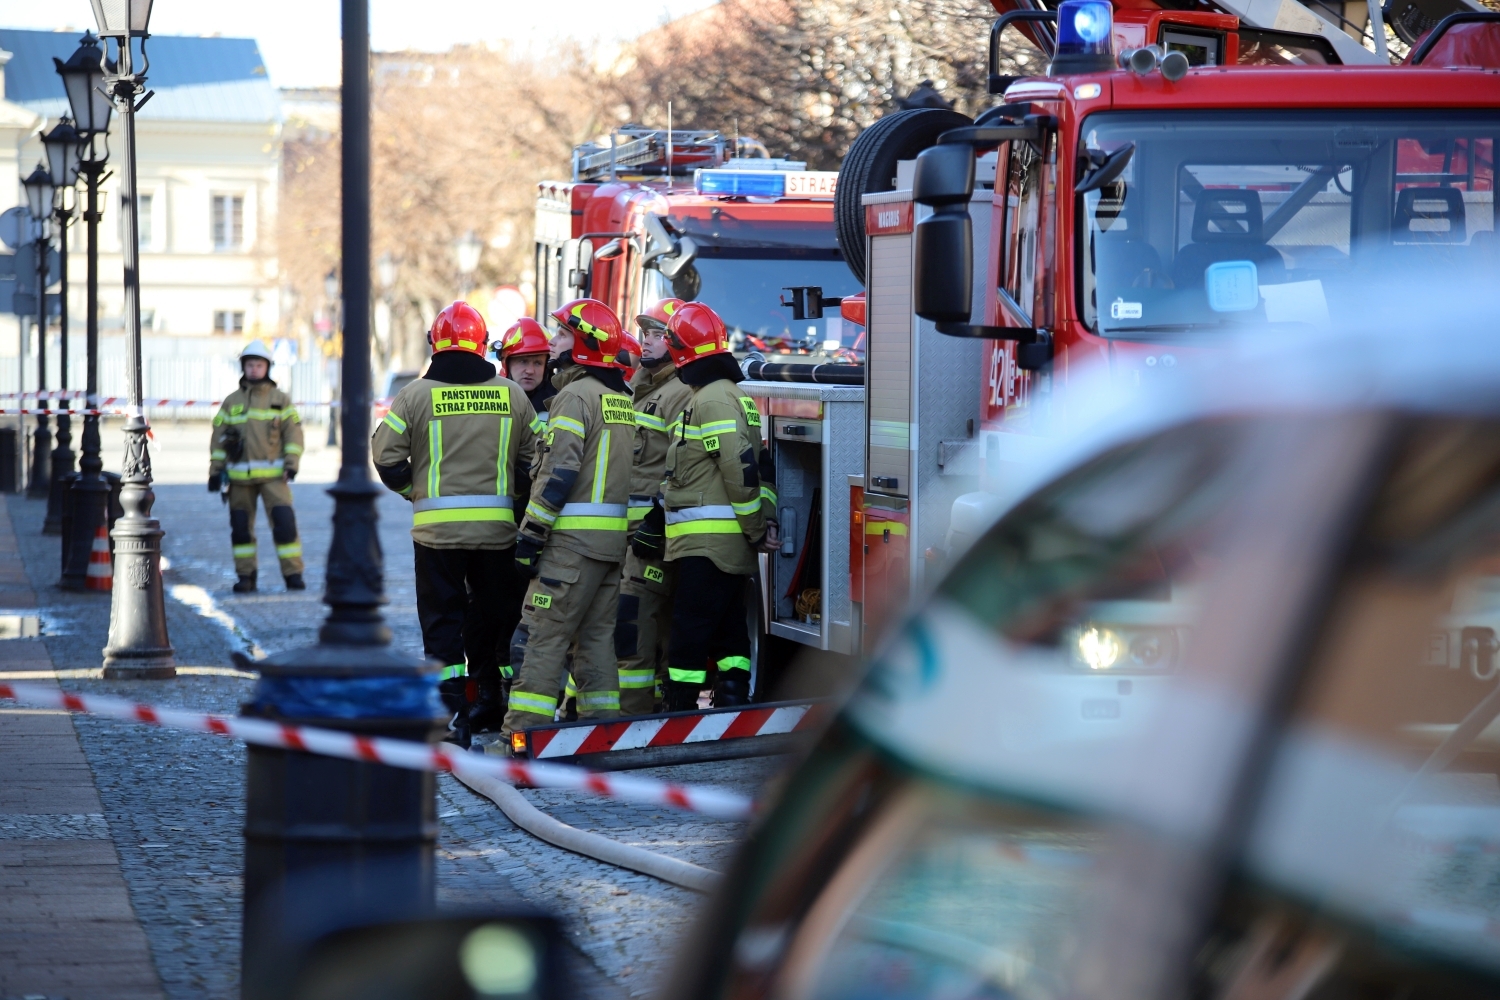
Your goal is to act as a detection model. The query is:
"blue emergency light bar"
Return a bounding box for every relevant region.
[694,169,789,197]
[1050,0,1116,74]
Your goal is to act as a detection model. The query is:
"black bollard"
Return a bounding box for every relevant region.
[239,649,445,1000]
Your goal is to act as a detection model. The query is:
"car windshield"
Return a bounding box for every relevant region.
[640,250,864,362]
[1078,110,1499,338]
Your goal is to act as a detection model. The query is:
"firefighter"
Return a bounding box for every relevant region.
[371,301,541,747]
[209,340,305,594]
[495,317,557,424]
[615,298,693,715]
[501,298,636,740]
[659,302,778,711]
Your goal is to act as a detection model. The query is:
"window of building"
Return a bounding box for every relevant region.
[212,194,244,250]
[213,310,245,335]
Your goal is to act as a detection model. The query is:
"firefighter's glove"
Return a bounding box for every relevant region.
[755,519,781,555]
[208,471,223,493]
[631,499,666,560]
[514,535,543,579]
[284,469,296,483]
[222,428,244,463]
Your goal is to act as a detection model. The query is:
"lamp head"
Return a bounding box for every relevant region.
[22,163,53,222]
[42,119,85,191]
[89,0,153,37]
[53,32,113,139]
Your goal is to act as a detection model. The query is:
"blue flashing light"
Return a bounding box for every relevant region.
[694,169,788,198]
[1057,0,1113,55]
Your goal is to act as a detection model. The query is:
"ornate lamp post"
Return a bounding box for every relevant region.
[92,0,175,678]
[56,32,115,591]
[21,164,53,500]
[238,3,438,993]
[324,268,340,447]
[454,230,482,299]
[41,119,84,535]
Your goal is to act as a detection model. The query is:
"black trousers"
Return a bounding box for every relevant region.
[667,556,751,684]
[413,543,522,685]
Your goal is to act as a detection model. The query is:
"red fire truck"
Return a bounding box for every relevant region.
[741,0,1500,680]
[532,127,860,362]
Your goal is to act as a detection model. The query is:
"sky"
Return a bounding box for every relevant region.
[0,0,717,88]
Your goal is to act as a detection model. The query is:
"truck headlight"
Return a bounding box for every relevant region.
[1078,627,1123,670]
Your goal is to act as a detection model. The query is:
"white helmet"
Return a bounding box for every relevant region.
[239,339,273,364]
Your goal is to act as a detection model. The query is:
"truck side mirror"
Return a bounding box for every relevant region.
[562,238,593,292]
[912,144,975,207]
[914,210,973,324]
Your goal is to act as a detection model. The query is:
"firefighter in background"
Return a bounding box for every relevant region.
[658,302,778,710]
[501,298,636,740]
[495,317,557,424]
[615,298,692,715]
[372,302,541,746]
[209,340,305,594]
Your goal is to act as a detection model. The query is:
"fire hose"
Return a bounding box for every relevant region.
[741,358,865,386]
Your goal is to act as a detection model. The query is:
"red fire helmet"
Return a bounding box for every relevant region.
[635,297,685,334]
[665,301,730,367]
[428,301,488,356]
[497,317,550,361]
[550,298,632,370]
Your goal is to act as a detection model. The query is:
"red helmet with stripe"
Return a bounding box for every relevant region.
[550,298,632,370]
[635,297,685,335]
[428,301,488,356]
[665,301,730,367]
[496,317,550,361]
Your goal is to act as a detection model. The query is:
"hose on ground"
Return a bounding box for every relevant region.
[455,768,723,893]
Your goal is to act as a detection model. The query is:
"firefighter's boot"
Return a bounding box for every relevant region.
[713,668,751,708]
[233,572,257,594]
[439,676,472,749]
[283,573,306,591]
[468,671,506,734]
[664,680,700,713]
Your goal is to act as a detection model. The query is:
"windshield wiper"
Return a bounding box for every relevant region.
[1102,323,1226,340]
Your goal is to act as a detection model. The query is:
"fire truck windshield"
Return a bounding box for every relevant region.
[640,249,864,360]
[1078,110,1498,338]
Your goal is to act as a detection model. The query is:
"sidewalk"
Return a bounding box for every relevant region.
[0,494,163,1000]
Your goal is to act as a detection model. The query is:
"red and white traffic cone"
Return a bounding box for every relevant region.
[85,525,112,592]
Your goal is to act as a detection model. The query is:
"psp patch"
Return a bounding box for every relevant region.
[531,592,553,609]
[738,396,762,428]
[601,394,636,425]
[431,385,511,416]
[643,565,665,584]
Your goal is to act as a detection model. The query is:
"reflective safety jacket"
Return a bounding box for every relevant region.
[662,378,775,576]
[627,362,693,526]
[517,365,635,563]
[371,374,540,549]
[210,378,303,482]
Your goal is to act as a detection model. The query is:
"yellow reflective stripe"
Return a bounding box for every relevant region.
[212,412,225,426]
[592,429,609,504]
[509,691,557,716]
[693,342,716,354]
[245,408,283,420]
[699,419,737,436]
[282,408,301,424]
[276,542,302,558]
[398,484,413,496]
[551,415,585,438]
[576,690,620,710]
[220,414,248,425]
[731,498,761,516]
[232,544,257,557]
[866,521,908,536]
[413,508,516,525]
[717,655,752,673]
[679,424,704,440]
[227,468,288,481]
[525,502,557,525]
[628,506,650,523]
[496,416,512,496]
[529,415,546,434]
[760,485,777,505]
[554,516,628,531]
[283,443,304,455]
[668,668,706,684]
[428,420,443,498]
[439,663,466,680]
[383,411,408,433]
[618,668,655,688]
[210,449,227,460]
[564,674,578,698]
[634,411,667,432]
[665,520,742,537]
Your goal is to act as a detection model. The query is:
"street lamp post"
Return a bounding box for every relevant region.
[238,3,438,994]
[56,32,115,591]
[324,268,340,447]
[42,119,84,536]
[92,0,175,678]
[454,229,482,299]
[22,165,53,501]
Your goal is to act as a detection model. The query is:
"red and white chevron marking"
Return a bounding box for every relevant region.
[0,681,752,820]
[528,703,820,760]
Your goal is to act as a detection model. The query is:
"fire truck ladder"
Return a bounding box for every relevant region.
[572,126,730,182]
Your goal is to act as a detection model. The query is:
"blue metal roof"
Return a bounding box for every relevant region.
[0,29,278,122]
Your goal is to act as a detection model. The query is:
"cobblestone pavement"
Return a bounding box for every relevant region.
[6,432,797,998]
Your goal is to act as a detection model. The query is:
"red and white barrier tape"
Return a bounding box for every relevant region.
[0,394,390,409]
[0,681,754,821]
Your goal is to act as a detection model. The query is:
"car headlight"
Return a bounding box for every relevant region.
[1077,627,1123,670]
[1074,625,1180,672]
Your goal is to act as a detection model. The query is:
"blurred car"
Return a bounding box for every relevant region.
[666,328,1500,1000]
[374,370,420,426]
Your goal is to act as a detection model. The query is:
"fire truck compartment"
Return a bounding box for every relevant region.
[741,381,865,656]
